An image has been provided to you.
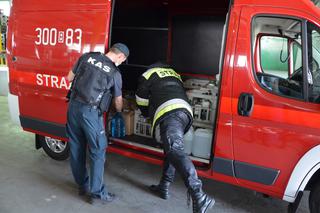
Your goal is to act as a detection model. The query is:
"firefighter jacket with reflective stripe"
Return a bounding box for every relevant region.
[135,67,193,136]
[71,52,118,112]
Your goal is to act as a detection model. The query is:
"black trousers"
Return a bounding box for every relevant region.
[159,110,202,191]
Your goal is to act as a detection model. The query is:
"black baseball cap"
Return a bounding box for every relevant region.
[112,43,130,58]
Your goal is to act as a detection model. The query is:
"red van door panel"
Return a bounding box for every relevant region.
[232,6,320,198]
[210,7,240,185]
[8,1,112,137]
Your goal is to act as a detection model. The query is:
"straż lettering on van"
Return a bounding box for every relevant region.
[36,74,71,89]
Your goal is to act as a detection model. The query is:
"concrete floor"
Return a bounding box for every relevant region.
[0,96,310,213]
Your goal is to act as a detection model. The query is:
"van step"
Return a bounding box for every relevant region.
[109,136,210,166]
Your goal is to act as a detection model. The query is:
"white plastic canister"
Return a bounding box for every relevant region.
[192,129,213,159]
[183,126,194,155]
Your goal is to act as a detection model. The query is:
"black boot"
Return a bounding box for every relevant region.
[149,151,175,200]
[149,180,170,199]
[189,189,215,213]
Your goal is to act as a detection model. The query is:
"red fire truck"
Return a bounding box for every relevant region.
[6,0,320,212]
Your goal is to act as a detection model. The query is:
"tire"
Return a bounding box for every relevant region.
[38,135,70,161]
[309,181,320,213]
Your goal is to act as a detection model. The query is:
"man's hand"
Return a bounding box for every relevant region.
[67,70,75,82]
[114,96,123,112]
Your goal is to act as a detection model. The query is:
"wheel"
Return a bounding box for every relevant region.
[38,135,70,161]
[309,181,320,213]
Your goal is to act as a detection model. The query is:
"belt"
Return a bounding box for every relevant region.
[71,99,99,109]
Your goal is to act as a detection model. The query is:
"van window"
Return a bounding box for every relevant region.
[260,36,289,78]
[292,42,303,72]
[252,17,303,99]
[307,22,320,103]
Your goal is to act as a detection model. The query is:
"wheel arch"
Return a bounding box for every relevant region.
[283,145,320,203]
[305,169,320,191]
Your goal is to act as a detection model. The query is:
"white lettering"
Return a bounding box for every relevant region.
[35,28,42,45]
[87,58,112,72]
[95,62,102,69]
[103,65,111,72]
[87,57,96,64]
[50,28,57,46]
[42,28,49,45]
[36,74,43,85]
[58,31,64,43]
[65,28,73,47]
[43,74,50,86]
[75,29,82,49]
[34,28,82,52]
[51,76,59,88]
[36,74,72,90]
[60,77,68,89]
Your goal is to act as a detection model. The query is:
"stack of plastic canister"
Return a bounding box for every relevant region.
[192,128,213,160]
[111,112,126,138]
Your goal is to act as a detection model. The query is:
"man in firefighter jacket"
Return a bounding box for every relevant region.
[135,62,215,213]
[66,43,129,205]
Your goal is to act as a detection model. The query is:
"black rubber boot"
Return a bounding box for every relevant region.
[189,189,215,213]
[149,151,175,200]
[149,180,170,199]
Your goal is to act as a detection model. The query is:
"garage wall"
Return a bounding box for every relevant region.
[0,0,10,96]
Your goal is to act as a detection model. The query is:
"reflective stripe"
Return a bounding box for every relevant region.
[142,68,182,81]
[136,95,149,106]
[152,99,193,133]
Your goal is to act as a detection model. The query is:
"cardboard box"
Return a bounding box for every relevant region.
[123,110,134,136]
[109,97,137,113]
[133,109,152,138]
[123,98,137,111]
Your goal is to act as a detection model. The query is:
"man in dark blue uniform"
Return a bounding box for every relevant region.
[66,43,129,204]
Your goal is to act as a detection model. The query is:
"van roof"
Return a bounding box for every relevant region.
[11,0,320,22]
[11,0,229,12]
[11,0,110,12]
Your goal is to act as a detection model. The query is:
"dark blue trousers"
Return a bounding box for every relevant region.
[66,100,109,199]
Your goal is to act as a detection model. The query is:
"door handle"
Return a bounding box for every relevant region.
[238,93,254,117]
